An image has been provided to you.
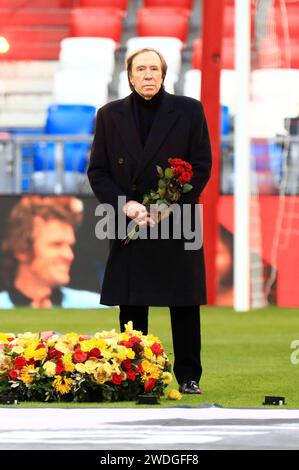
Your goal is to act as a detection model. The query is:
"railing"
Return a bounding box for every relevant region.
[0,133,93,194]
[0,133,299,195]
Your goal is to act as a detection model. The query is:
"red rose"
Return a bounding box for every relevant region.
[172,167,181,177]
[88,348,101,358]
[130,336,141,343]
[73,348,88,363]
[119,340,133,348]
[8,369,19,380]
[13,356,27,369]
[55,358,65,374]
[179,171,193,184]
[144,378,156,392]
[48,348,63,360]
[121,359,132,371]
[112,373,123,385]
[126,370,136,381]
[132,343,143,355]
[135,363,143,374]
[183,161,192,170]
[169,158,184,167]
[151,343,163,356]
[35,343,46,350]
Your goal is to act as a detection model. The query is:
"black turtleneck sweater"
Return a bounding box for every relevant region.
[131,86,165,147]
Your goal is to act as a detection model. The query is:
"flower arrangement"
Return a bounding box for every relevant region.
[123,157,193,244]
[0,322,173,403]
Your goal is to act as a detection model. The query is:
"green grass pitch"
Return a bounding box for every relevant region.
[1,306,298,408]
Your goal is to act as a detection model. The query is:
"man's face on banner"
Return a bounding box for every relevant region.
[26,217,75,288]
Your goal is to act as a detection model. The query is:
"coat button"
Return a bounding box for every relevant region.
[117,157,125,165]
[132,184,137,191]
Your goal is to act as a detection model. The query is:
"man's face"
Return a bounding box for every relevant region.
[24,217,75,288]
[129,51,163,100]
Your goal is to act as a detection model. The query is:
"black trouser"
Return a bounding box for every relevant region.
[119,305,202,385]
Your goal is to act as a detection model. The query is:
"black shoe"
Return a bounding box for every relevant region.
[179,380,203,395]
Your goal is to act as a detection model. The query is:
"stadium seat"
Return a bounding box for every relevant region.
[126,36,183,82]
[0,0,58,4]
[251,69,299,120]
[143,0,194,9]
[183,69,201,100]
[223,5,255,38]
[269,5,299,39]
[192,38,235,70]
[53,70,109,108]
[59,37,116,83]
[32,104,96,193]
[117,70,175,99]
[78,0,129,10]
[220,70,236,113]
[137,7,190,43]
[183,68,236,114]
[70,8,124,43]
[258,37,299,69]
[248,101,287,138]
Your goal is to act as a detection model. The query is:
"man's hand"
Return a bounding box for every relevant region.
[151,203,173,224]
[122,200,155,227]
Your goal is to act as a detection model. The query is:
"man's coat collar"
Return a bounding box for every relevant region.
[111,91,180,180]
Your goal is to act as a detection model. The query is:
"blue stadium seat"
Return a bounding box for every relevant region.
[33,104,96,193]
[221,105,230,136]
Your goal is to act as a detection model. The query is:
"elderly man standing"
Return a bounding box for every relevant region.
[88,48,212,394]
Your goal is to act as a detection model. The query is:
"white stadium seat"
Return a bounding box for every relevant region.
[183,69,201,100]
[59,37,116,84]
[53,70,109,108]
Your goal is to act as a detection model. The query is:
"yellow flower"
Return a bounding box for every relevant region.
[143,347,153,360]
[156,355,166,367]
[84,359,99,374]
[19,365,37,384]
[11,345,25,355]
[80,338,106,352]
[62,353,75,372]
[162,372,173,385]
[0,355,10,374]
[23,341,40,360]
[75,363,86,373]
[17,333,39,348]
[63,332,80,346]
[46,334,60,347]
[52,376,73,395]
[167,389,182,400]
[126,348,135,359]
[120,332,130,341]
[0,333,15,344]
[141,360,160,380]
[113,345,128,362]
[124,321,134,332]
[54,341,70,354]
[143,334,160,345]
[141,360,153,372]
[43,361,56,377]
[32,347,47,361]
[124,321,143,336]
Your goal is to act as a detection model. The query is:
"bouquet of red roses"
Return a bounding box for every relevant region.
[123,158,193,244]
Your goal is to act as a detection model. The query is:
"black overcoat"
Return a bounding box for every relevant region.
[88,91,212,306]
